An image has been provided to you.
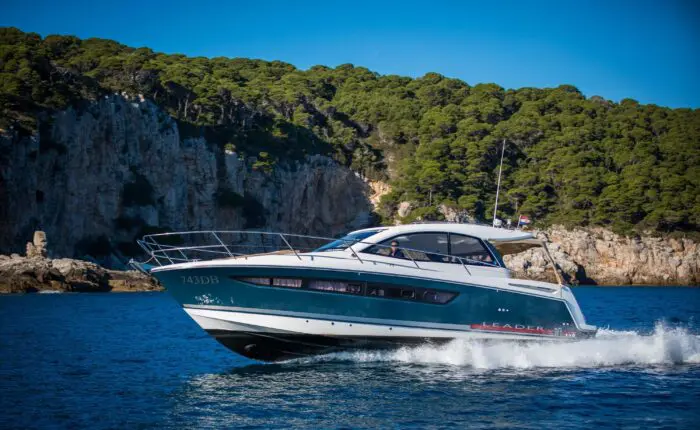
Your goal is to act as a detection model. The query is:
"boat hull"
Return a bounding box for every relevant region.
[153,265,595,361]
[207,331,455,362]
[187,306,594,362]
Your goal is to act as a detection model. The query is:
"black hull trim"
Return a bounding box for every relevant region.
[207,330,454,362]
[206,329,594,362]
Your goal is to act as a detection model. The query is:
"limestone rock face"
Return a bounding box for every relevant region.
[367,180,391,210]
[504,226,700,285]
[25,231,48,258]
[0,95,372,261]
[397,201,413,218]
[438,205,475,224]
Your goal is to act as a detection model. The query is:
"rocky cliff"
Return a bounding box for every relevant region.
[1,96,697,285]
[505,226,700,285]
[0,94,372,264]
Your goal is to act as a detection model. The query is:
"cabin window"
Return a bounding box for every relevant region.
[236,277,303,288]
[400,289,416,299]
[421,290,457,304]
[272,278,303,288]
[308,280,363,294]
[364,283,455,303]
[363,233,449,262]
[367,286,386,297]
[231,277,457,304]
[238,277,270,286]
[449,234,495,266]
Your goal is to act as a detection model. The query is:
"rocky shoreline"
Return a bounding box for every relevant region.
[505,226,699,286]
[0,254,161,294]
[0,231,161,294]
[2,225,699,293]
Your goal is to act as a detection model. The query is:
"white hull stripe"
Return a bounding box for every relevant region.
[184,307,568,341]
[185,303,471,331]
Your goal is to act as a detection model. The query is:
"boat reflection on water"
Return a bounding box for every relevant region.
[167,357,529,429]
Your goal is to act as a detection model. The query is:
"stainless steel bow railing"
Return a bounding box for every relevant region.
[135,230,502,275]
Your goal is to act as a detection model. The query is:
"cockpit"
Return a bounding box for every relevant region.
[360,231,504,267]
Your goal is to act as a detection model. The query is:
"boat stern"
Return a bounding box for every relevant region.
[560,285,597,337]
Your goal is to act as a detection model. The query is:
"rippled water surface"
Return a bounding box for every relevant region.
[1,287,699,429]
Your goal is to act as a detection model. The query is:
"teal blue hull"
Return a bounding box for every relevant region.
[153,266,578,332]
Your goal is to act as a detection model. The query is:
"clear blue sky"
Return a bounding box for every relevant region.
[3,0,699,108]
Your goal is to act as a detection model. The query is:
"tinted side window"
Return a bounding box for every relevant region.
[450,234,494,265]
[365,233,449,262]
[232,277,458,304]
[365,284,456,304]
[308,280,363,295]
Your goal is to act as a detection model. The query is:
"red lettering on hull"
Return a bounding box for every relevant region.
[470,323,576,337]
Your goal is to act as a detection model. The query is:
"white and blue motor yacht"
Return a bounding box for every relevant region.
[133,223,597,361]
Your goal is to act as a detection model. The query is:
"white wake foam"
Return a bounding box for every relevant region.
[309,324,700,369]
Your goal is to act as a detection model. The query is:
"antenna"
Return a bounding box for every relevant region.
[492,138,506,227]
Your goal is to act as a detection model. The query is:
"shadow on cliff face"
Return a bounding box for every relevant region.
[177,117,334,163]
[573,265,597,286]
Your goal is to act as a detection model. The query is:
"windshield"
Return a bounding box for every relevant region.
[314,229,385,252]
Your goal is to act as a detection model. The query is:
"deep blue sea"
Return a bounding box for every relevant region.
[1,287,699,429]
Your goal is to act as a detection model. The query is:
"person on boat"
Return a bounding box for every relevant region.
[389,241,405,259]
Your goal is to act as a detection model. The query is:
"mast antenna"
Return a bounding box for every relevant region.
[492,138,506,227]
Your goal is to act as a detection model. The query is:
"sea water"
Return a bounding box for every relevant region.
[0,287,698,429]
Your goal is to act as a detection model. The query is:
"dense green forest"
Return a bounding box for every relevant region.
[1,27,699,234]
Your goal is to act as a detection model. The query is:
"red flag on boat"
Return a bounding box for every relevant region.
[518,215,531,227]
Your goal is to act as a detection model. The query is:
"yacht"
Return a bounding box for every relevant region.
[132,223,597,361]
